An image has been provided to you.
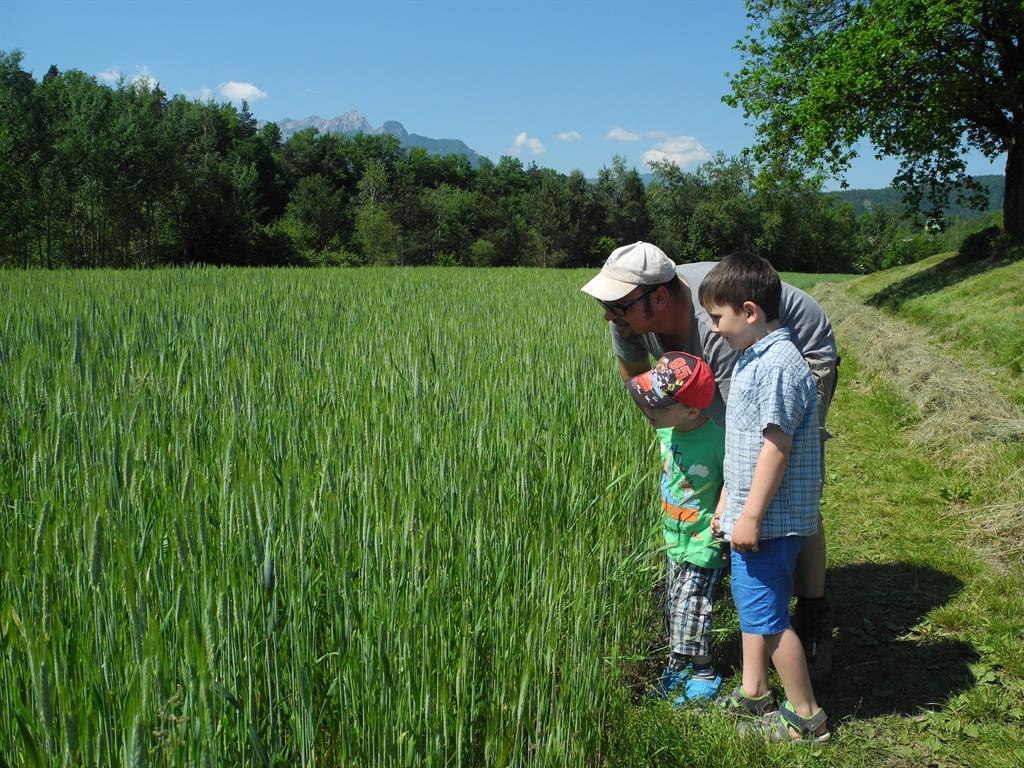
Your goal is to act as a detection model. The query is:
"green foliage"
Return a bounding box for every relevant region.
[3,44,968,272]
[467,238,497,266]
[880,233,943,270]
[958,225,1013,263]
[728,0,1024,239]
[647,154,864,271]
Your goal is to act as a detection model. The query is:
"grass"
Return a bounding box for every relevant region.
[1,259,1022,766]
[842,249,1024,392]
[779,271,861,291]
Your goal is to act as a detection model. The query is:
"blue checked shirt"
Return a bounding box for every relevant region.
[721,327,822,541]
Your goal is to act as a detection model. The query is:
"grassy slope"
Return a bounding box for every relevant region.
[618,254,1024,768]
[809,255,1023,766]
[841,251,1024,399]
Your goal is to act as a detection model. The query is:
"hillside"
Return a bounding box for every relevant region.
[830,174,1004,219]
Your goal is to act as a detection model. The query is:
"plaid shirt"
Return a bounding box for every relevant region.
[721,327,821,541]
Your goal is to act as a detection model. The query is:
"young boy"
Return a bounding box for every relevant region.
[626,352,728,704]
[698,252,830,742]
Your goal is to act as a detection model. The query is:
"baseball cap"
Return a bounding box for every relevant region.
[580,241,677,302]
[627,352,715,410]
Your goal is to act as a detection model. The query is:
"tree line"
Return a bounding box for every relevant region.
[0,50,974,273]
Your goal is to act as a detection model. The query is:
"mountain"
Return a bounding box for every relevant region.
[830,174,1004,219]
[273,111,483,167]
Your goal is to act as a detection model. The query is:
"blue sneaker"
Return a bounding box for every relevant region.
[672,673,722,705]
[649,665,691,699]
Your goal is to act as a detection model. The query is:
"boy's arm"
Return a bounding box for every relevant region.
[730,425,793,552]
[712,486,727,539]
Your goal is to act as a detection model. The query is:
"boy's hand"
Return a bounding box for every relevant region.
[711,488,726,539]
[730,515,760,552]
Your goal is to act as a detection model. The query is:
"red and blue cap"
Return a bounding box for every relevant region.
[627,352,715,410]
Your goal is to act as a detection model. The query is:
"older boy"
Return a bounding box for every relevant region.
[699,252,830,742]
[627,352,728,704]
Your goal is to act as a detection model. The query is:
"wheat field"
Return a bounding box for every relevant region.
[1,267,666,766]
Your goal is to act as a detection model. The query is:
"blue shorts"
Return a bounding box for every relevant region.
[730,536,806,635]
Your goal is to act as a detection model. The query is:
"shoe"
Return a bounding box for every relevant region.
[737,700,831,743]
[717,685,779,717]
[673,673,722,704]
[793,597,834,684]
[649,665,690,699]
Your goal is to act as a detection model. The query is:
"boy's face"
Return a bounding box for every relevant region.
[704,301,757,351]
[640,401,701,430]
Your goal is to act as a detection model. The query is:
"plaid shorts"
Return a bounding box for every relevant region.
[665,558,724,658]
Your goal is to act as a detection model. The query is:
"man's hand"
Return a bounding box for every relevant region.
[730,514,760,552]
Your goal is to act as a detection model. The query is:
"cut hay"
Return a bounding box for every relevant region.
[816,282,1024,565]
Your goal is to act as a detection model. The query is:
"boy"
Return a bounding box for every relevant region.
[698,252,830,742]
[626,351,728,704]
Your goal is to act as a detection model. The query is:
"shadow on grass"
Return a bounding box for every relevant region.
[866,249,1022,312]
[627,563,974,724]
[822,562,974,721]
[709,563,973,722]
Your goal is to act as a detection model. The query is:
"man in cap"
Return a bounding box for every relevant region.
[582,242,839,682]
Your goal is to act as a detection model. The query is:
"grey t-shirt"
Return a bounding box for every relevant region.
[611,262,837,426]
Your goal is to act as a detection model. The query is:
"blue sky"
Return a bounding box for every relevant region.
[2,0,1003,190]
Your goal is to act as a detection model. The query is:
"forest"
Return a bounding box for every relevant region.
[0,50,991,273]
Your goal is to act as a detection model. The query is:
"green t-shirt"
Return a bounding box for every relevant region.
[656,418,727,569]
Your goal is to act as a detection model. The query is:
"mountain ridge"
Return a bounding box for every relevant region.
[272,111,482,167]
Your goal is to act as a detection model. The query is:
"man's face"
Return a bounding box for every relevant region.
[600,285,657,336]
[704,301,756,351]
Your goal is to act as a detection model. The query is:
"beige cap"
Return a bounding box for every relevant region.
[580,241,677,301]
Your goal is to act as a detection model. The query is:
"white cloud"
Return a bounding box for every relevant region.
[130,66,158,90]
[98,66,158,89]
[605,126,641,141]
[606,127,670,141]
[218,81,269,103]
[642,136,712,169]
[510,131,546,156]
[557,130,581,142]
[198,87,214,101]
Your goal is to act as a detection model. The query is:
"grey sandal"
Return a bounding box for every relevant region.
[717,685,778,717]
[738,701,831,743]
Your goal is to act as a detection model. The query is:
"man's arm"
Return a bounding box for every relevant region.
[730,425,793,553]
[617,357,649,382]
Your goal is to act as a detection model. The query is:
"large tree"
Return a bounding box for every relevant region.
[727,0,1024,240]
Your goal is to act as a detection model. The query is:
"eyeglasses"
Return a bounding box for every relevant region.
[599,286,658,317]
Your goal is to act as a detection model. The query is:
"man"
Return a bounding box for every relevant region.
[582,241,838,682]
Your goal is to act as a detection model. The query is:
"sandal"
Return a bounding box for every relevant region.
[716,685,778,717]
[738,700,831,743]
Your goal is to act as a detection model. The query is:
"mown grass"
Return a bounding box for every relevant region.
[841,249,1024,393]
[1,260,1021,767]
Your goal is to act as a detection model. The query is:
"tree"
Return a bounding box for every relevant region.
[424,183,479,263]
[594,155,651,245]
[0,50,42,266]
[727,0,1024,240]
[286,174,347,253]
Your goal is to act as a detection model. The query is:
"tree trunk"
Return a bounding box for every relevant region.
[1005,133,1024,242]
